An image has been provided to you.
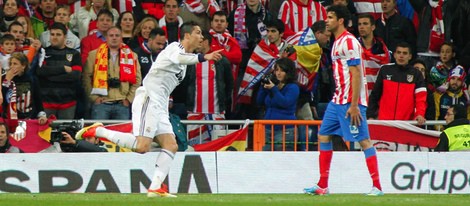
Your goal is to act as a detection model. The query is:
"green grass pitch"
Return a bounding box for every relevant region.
[0,193,467,206]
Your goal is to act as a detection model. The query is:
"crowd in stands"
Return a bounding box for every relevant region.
[1,0,470,152]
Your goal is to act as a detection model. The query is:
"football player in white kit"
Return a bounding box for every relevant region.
[75,21,223,197]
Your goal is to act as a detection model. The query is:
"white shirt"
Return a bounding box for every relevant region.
[143,42,202,111]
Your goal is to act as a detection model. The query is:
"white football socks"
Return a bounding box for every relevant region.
[96,127,137,150]
[149,149,175,190]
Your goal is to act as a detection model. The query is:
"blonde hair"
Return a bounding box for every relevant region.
[9,52,29,72]
[133,17,158,38]
[85,0,113,11]
[15,16,35,39]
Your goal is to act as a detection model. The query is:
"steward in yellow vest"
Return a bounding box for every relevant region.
[435,104,470,151]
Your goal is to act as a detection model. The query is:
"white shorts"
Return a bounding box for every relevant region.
[132,87,174,138]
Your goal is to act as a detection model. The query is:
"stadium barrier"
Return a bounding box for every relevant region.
[2,152,470,194]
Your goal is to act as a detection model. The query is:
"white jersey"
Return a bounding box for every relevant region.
[142,42,201,111]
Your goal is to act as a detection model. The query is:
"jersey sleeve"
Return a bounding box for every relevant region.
[343,38,362,66]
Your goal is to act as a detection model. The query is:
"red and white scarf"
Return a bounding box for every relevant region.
[233,3,248,49]
[91,43,137,95]
[185,0,221,17]
[209,28,232,48]
[429,0,445,53]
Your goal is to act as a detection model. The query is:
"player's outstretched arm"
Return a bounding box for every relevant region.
[204,49,223,61]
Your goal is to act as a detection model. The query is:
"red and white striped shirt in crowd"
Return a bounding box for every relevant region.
[193,60,220,114]
[331,31,368,106]
[359,38,390,95]
[69,0,86,15]
[278,0,326,38]
[353,0,383,20]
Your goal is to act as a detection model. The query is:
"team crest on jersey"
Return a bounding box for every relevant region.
[407,75,413,83]
[211,64,216,71]
[141,56,149,64]
[386,75,392,80]
[66,54,73,62]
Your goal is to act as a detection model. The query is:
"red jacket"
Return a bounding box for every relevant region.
[80,32,106,66]
[367,64,427,120]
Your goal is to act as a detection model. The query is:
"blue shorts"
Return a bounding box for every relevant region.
[318,102,369,142]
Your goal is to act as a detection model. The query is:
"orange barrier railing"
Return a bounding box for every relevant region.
[252,120,324,151]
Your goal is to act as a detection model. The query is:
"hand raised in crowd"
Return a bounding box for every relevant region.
[204,49,223,61]
[30,38,42,51]
[415,115,426,125]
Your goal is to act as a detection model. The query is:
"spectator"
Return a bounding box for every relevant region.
[278,0,327,38]
[357,13,390,95]
[60,130,132,152]
[0,122,22,153]
[134,28,167,80]
[127,16,158,51]
[116,11,136,45]
[374,0,416,57]
[412,58,435,121]
[1,52,43,119]
[159,0,183,44]
[16,15,34,39]
[82,26,141,120]
[429,42,457,93]
[39,5,80,51]
[410,0,458,69]
[7,21,42,64]
[70,0,119,39]
[451,0,470,55]
[257,58,299,151]
[433,66,470,121]
[1,0,21,35]
[228,0,272,119]
[434,104,470,152]
[80,9,113,66]
[367,42,427,125]
[31,0,57,38]
[36,22,82,120]
[185,31,233,145]
[209,11,242,80]
[180,0,220,32]
[0,34,16,74]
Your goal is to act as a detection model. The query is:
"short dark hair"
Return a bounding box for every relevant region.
[357,13,375,26]
[202,30,212,45]
[149,27,166,40]
[211,11,227,21]
[164,0,182,6]
[395,42,412,53]
[179,21,199,40]
[326,5,351,26]
[50,22,67,35]
[311,20,326,33]
[450,104,468,120]
[1,34,15,44]
[8,21,23,32]
[275,58,297,84]
[97,9,114,22]
[265,19,285,34]
[440,42,455,53]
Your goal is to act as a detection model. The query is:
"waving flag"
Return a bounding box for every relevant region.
[287,27,322,90]
[368,120,440,151]
[237,39,278,104]
[193,120,248,151]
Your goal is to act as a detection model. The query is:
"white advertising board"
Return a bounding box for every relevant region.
[1,152,470,194]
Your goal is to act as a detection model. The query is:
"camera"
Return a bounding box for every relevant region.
[49,119,84,144]
[23,38,31,46]
[107,78,121,88]
[285,45,296,56]
[261,73,279,85]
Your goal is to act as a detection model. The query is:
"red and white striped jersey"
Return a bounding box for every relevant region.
[69,0,86,15]
[331,31,368,106]
[353,0,382,20]
[193,60,220,113]
[278,0,327,37]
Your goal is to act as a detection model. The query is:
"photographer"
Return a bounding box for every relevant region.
[59,131,107,152]
[256,58,299,151]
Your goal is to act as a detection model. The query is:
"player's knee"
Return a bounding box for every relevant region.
[161,142,178,153]
[134,144,151,154]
